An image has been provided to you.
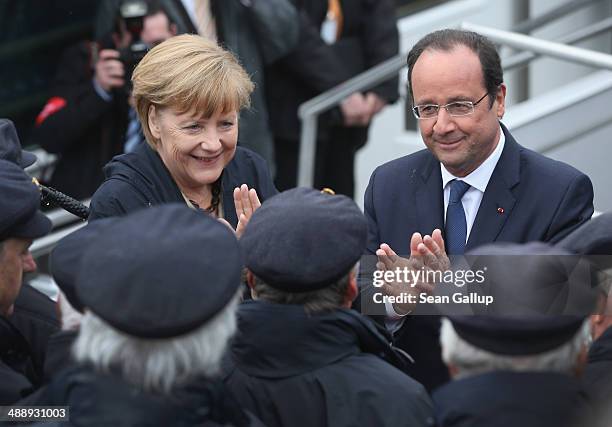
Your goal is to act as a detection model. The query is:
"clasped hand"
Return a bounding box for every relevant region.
[375,229,450,315]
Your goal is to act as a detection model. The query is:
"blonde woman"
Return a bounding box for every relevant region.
[89,35,277,236]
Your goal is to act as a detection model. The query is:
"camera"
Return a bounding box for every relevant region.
[116,0,151,86]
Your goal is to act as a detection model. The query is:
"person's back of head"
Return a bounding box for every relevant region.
[240,187,367,313]
[70,204,243,394]
[440,242,598,379]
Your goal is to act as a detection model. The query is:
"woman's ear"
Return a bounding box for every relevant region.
[148,105,161,140]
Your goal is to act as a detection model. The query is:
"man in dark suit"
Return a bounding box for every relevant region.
[363,29,594,391]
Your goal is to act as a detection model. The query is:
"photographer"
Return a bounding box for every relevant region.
[29,0,176,201]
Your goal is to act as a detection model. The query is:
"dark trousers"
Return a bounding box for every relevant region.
[274,126,368,199]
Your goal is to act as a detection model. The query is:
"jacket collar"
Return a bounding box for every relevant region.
[466,122,520,249]
[49,364,250,426]
[589,327,612,363]
[433,371,590,427]
[230,301,409,378]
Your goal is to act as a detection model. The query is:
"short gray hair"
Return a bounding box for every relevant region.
[440,317,591,379]
[252,265,356,315]
[73,293,240,394]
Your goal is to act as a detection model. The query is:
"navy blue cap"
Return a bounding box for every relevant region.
[76,204,243,338]
[0,119,37,168]
[557,213,612,271]
[446,242,597,355]
[50,218,119,313]
[448,315,586,356]
[240,187,367,292]
[463,242,597,316]
[0,159,51,241]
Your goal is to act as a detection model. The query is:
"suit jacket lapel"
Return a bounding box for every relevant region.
[466,123,520,250]
[416,154,445,236]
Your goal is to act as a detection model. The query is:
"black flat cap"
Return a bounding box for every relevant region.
[465,242,597,316]
[448,315,586,356]
[447,242,596,355]
[0,159,51,241]
[557,212,612,271]
[76,204,243,338]
[0,119,37,168]
[241,187,367,292]
[50,218,119,313]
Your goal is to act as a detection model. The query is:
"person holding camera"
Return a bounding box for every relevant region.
[29,1,176,201]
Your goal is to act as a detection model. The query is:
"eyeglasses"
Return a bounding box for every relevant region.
[412,93,489,120]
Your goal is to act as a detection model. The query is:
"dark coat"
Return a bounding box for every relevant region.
[223,300,434,427]
[0,316,38,404]
[29,41,128,200]
[9,284,60,381]
[583,327,612,412]
[266,0,399,142]
[89,142,277,225]
[433,371,592,427]
[33,364,264,427]
[363,123,594,391]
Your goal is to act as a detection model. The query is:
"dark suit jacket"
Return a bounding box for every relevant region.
[363,123,594,391]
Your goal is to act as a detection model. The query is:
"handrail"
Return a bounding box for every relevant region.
[504,16,612,70]
[44,200,90,228]
[461,23,612,70]
[297,54,406,186]
[511,0,601,34]
[30,222,86,259]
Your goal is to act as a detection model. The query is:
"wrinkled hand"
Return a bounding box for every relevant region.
[375,230,450,315]
[233,184,261,238]
[413,229,450,272]
[94,49,125,92]
[340,92,371,127]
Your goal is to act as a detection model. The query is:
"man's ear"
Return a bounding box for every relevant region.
[246,270,258,300]
[246,269,256,289]
[344,269,359,307]
[447,363,459,379]
[148,105,161,140]
[496,84,507,119]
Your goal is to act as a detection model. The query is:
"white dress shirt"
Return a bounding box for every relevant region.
[440,127,505,242]
[384,126,506,327]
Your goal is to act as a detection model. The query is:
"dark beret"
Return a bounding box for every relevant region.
[76,204,243,338]
[50,218,119,313]
[0,159,51,241]
[465,242,597,316]
[0,119,36,168]
[240,187,367,292]
[557,212,612,270]
[448,315,586,356]
[446,242,596,355]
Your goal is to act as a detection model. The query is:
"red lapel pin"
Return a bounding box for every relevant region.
[497,207,504,214]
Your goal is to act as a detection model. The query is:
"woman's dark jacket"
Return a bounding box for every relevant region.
[89,142,278,223]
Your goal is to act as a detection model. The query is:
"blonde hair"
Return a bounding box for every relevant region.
[132,34,254,148]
